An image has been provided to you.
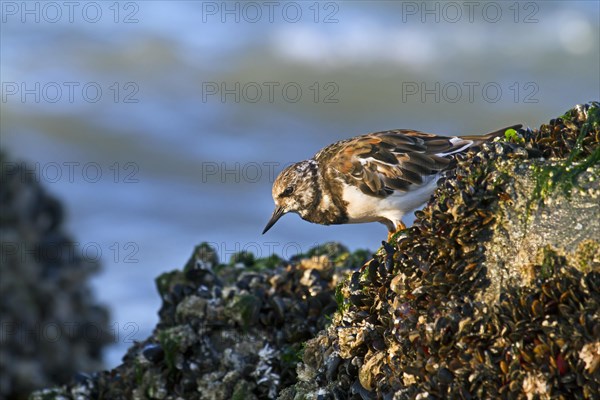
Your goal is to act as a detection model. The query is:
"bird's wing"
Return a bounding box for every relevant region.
[315,129,479,198]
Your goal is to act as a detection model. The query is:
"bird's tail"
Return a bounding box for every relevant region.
[460,124,523,143]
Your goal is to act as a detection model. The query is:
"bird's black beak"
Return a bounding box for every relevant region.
[262,206,285,234]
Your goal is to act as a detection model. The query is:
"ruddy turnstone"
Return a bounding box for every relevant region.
[262,125,522,235]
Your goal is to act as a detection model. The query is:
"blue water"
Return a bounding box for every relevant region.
[2,1,598,368]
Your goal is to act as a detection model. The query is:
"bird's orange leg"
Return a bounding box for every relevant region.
[387,221,407,242]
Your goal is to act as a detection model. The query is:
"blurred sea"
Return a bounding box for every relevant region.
[2,1,599,368]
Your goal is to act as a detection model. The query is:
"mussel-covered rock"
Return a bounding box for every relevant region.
[284,102,600,399]
[30,241,370,399]
[0,152,112,399]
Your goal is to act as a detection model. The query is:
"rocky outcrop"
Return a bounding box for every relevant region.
[0,154,112,399]
[282,103,600,399]
[30,102,599,399]
[31,243,371,400]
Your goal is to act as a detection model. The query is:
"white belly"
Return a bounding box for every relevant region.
[342,176,439,225]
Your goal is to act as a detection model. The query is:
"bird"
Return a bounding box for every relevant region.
[262,125,522,237]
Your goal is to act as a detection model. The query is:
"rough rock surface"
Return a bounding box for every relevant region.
[281,103,600,399]
[31,242,370,400]
[0,154,112,399]
[31,103,599,399]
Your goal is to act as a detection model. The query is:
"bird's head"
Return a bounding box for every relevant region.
[262,160,319,234]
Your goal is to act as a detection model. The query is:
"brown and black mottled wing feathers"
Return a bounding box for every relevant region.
[315,129,473,198]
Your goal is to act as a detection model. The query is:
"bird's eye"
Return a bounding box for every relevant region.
[281,186,294,197]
